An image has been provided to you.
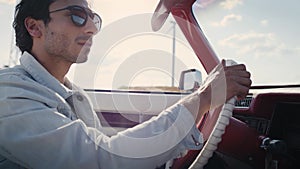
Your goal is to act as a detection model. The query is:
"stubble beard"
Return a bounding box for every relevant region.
[44,30,89,64]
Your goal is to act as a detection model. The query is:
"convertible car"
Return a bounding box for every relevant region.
[69,0,300,168]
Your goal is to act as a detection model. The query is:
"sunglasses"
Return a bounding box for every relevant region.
[49,5,102,32]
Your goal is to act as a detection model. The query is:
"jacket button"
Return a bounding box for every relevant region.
[76,95,84,101]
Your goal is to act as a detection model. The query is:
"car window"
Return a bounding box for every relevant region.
[192,0,300,86]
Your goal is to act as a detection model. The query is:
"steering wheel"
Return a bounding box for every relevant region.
[166,59,237,169]
[151,1,237,168]
[187,59,238,168]
[189,97,236,168]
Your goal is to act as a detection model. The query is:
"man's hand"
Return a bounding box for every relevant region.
[202,59,252,110]
[180,59,252,123]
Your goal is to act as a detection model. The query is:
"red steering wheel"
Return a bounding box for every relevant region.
[152,1,237,168]
[171,61,237,169]
[190,97,236,168]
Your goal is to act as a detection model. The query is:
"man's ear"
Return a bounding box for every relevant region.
[24,17,43,38]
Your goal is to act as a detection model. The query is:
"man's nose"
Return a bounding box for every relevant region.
[85,16,99,35]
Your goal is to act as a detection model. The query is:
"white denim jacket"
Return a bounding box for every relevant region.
[0,52,203,169]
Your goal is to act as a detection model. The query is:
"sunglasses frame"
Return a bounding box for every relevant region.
[49,5,102,31]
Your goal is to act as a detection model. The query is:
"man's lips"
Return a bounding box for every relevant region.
[76,36,93,47]
[78,41,92,47]
[79,42,92,47]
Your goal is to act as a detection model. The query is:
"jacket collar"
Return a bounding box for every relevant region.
[20,52,73,99]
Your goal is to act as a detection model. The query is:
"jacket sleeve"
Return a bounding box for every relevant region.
[0,75,203,169]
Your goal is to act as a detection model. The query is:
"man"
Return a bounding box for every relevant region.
[0,0,252,168]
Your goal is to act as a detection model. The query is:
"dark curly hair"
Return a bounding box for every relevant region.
[13,0,56,53]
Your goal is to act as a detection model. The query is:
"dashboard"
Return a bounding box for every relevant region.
[88,87,300,168]
[220,89,300,169]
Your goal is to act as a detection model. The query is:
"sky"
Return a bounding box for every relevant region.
[1,0,300,89]
[193,0,300,85]
[0,0,15,67]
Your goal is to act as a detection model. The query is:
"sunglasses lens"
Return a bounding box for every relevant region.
[71,15,86,26]
[69,7,87,26]
[93,14,102,31]
[53,6,101,31]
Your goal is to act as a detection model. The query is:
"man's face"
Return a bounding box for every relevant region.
[43,0,99,63]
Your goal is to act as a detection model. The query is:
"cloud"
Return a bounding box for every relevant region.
[260,19,269,27]
[219,31,299,58]
[220,0,243,10]
[212,14,242,27]
[0,0,16,4]
[194,0,218,8]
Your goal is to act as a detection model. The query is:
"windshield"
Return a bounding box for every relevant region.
[2,0,298,90]
[67,1,207,91]
[192,0,300,86]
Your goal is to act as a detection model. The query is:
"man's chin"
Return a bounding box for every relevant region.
[75,55,88,63]
[75,49,90,63]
